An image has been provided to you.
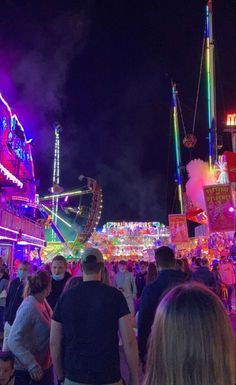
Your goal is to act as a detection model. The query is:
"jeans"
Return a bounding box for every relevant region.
[15,367,54,385]
[0,306,5,333]
[227,284,235,311]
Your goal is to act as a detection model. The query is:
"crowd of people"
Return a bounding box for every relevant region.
[0,246,235,385]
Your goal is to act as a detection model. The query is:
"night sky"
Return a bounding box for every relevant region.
[0,0,235,225]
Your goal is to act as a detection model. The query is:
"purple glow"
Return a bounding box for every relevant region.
[64,195,69,203]
[228,206,235,213]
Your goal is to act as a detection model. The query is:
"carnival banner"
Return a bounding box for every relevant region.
[168,214,189,243]
[204,184,235,233]
[224,151,236,183]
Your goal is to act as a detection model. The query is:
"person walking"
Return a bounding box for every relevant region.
[219,255,236,314]
[50,247,139,385]
[114,260,137,316]
[3,260,30,351]
[138,246,187,367]
[8,271,53,385]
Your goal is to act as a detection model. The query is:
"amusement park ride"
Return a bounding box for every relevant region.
[0,94,103,265]
[0,0,235,264]
[171,0,236,230]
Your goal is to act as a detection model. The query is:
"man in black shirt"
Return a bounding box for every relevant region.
[3,260,30,351]
[47,255,71,310]
[50,247,139,385]
[138,246,187,367]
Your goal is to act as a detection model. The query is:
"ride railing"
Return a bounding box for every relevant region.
[0,208,44,240]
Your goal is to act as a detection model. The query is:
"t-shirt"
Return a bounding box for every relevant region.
[53,280,130,384]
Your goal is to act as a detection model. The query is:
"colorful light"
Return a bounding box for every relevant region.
[226,113,236,126]
[0,162,23,188]
[228,206,235,213]
[172,83,184,214]
[205,0,217,168]
[41,204,72,228]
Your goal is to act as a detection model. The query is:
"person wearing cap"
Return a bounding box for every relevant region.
[0,267,9,340]
[50,247,139,385]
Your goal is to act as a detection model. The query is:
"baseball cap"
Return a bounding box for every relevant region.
[81,248,104,264]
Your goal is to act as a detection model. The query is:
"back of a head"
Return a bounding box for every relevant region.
[155,246,175,270]
[81,248,104,275]
[201,257,209,267]
[144,283,235,385]
[24,270,51,297]
[146,262,158,284]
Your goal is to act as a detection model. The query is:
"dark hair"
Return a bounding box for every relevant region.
[195,257,202,267]
[146,262,158,284]
[20,260,30,266]
[155,246,175,269]
[119,260,127,265]
[52,255,67,266]
[82,255,103,274]
[24,270,51,297]
[201,257,209,266]
[0,351,14,368]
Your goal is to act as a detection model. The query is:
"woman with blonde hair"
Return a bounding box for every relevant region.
[144,283,235,385]
[8,270,53,385]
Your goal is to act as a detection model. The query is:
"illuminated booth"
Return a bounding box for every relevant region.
[0,93,45,267]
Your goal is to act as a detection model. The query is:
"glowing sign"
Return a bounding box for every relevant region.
[226,113,236,126]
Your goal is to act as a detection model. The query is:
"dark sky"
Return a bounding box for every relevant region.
[0,0,235,225]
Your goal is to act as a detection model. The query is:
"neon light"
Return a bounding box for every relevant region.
[228,207,234,213]
[172,84,184,214]
[0,163,23,188]
[206,1,217,168]
[41,190,84,200]
[226,113,236,126]
[0,226,44,242]
[42,204,72,228]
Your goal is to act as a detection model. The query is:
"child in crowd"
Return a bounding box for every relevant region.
[0,351,15,385]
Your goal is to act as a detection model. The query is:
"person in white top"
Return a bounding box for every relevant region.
[114,260,137,316]
[219,255,236,314]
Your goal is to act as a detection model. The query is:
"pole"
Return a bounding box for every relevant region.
[172,82,184,214]
[206,0,217,168]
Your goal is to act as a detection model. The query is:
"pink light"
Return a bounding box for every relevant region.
[0,163,23,188]
[228,206,235,213]
[64,195,69,203]
[0,93,12,116]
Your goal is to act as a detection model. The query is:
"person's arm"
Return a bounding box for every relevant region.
[119,314,139,385]
[50,320,64,382]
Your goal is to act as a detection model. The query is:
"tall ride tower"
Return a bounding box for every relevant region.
[51,122,63,241]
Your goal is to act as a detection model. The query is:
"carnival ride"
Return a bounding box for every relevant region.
[38,122,103,259]
[171,0,235,233]
[0,92,103,263]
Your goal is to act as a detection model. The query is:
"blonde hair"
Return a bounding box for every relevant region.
[23,270,51,298]
[144,283,235,385]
